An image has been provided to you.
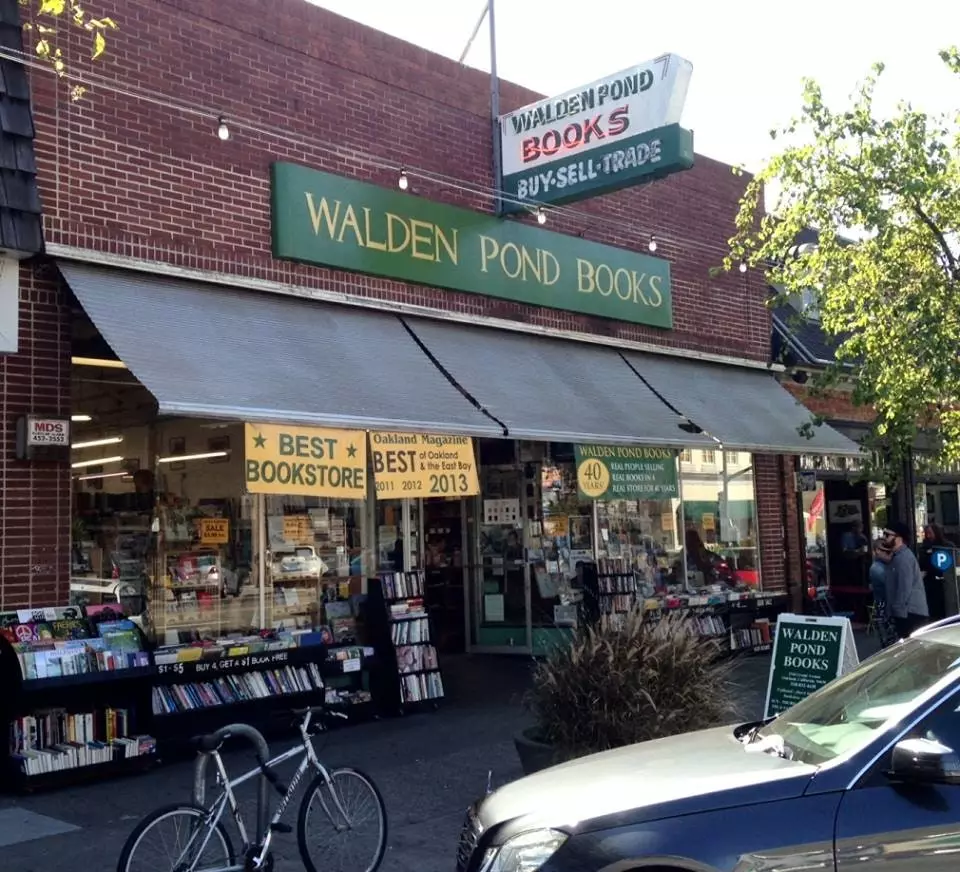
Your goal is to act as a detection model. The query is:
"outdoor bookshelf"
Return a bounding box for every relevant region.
[367,571,445,715]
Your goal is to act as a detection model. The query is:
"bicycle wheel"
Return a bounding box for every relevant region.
[297,767,388,872]
[116,803,236,872]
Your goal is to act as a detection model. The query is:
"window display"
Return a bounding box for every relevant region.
[264,495,366,639]
[680,449,760,589]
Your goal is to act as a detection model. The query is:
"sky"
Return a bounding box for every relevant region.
[309,0,960,172]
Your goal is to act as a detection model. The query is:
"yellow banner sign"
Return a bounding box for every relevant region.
[196,517,229,545]
[244,423,367,499]
[369,432,479,500]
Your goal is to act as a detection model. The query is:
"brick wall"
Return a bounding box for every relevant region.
[754,454,788,594]
[0,263,71,609]
[30,0,770,362]
[782,381,875,424]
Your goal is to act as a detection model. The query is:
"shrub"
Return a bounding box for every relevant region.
[525,608,737,762]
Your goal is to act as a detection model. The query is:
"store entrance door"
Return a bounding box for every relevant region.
[467,461,532,654]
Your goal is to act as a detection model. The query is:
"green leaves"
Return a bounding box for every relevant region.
[23,0,118,83]
[727,50,960,482]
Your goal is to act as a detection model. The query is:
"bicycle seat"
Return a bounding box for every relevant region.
[290,705,329,717]
[192,732,228,753]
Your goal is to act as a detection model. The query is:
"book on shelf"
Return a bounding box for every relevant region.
[730,618,772,650]
[388,598,427,620]
[9,706,155,776]
[390,616,430,645]
[151,663,323,715]
[400,671,444,703]
[395,644,439,674]
[380,570,425,600]
[7,615,148,681]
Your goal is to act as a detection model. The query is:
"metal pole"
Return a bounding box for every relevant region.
[488,0,503,216]
[458,1,489,64]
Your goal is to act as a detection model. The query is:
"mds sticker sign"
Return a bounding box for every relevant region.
[244,423,367,499]
[499,53,694,210]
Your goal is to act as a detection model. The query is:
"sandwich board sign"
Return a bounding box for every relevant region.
[763,614,859,719]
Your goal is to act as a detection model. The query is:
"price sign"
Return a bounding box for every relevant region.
[369,432,479,500]
[197,517,230,545]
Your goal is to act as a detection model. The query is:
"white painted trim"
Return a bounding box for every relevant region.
[47,243,783,373]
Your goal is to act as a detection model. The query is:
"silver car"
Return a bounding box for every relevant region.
[457,617,960,872]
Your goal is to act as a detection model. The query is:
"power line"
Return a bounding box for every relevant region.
[4,44,743,264]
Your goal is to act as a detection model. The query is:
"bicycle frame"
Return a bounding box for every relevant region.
[177,714,352,872]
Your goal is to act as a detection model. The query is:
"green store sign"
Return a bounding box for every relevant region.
[574,444,678,501]
[271,162,673,329]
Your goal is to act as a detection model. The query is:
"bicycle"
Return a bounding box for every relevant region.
[116,706,387,872]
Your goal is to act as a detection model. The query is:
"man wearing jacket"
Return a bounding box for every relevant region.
[882,521,930,639]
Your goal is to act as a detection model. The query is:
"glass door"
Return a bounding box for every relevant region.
[467,461,531,653]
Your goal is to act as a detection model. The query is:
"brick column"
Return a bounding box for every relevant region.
[0,262,71,609]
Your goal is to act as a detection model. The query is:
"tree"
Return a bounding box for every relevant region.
[725,48,960,482]
[19,0,117,99]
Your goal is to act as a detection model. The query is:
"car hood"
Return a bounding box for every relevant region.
[479,725,816,830]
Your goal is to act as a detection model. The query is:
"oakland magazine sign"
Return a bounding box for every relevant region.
[498,53,695,210]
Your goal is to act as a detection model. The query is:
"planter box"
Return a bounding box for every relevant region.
[514,727,559,775]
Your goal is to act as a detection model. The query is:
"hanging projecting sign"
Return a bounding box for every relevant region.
[370,432,480,500]
[244,423,367,499]
[574,444,678,501]
[498,53,695,211]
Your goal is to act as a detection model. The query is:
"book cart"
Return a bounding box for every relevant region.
[581,562,787,657]
[366,570,446,715]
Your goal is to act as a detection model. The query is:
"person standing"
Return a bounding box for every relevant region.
[883,521,929,639]
[869,539,895,646]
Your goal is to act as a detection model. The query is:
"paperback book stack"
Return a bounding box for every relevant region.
[8,705,156,775]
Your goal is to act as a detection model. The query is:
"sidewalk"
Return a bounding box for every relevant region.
[0,638,875,872]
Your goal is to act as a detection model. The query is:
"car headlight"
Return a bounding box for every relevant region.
[479,829,568,872]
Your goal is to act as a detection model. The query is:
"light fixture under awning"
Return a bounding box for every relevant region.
[623,352,863,456]
[403,317,715,447]
[57,262,503,437]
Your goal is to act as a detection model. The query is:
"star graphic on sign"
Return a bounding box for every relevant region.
[346,443,357,458]
[253,433,267,449]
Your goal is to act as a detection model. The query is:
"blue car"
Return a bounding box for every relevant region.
[457,617,960,872]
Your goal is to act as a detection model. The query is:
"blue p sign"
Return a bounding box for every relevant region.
[932,549,954,572]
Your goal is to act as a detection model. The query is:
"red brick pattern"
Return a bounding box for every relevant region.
[2,0,787,606]
[0,264,71,609]
[754,454,787,594]
[782,382,875,423]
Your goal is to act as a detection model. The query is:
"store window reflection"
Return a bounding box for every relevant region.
[264,496,366,633]
[680,449,760,589]
[376,500,420,573]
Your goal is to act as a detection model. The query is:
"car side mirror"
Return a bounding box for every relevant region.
[888,738,960,786]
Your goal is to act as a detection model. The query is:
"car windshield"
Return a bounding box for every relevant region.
[754,633,960,766]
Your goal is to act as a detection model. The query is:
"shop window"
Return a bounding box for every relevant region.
[679,449,692,464]
[702,449,717,465]
[376,500,420,573]
[681,451,761,590]
[264,496,367,637]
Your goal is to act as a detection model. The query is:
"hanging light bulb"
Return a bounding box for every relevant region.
[536,207,546,225]
[739,261,748,274]
[216,116,230,141]
[398,169,409,191]
[648,235,657,253]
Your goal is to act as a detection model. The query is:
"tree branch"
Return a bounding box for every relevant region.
[911,197,960,281]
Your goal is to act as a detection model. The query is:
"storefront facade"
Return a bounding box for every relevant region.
[3,0,859,651]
